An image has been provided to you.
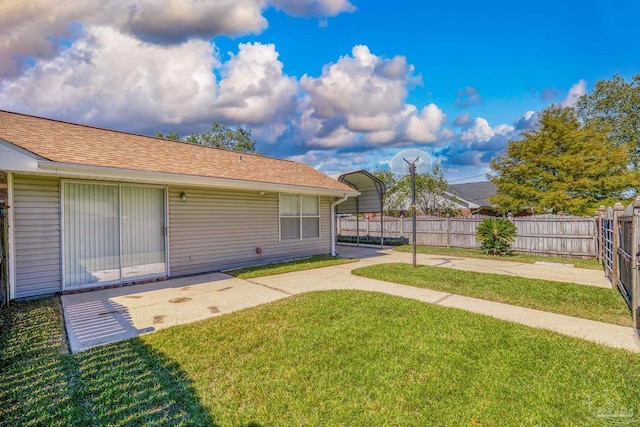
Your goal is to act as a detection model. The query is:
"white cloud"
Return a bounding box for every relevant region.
[214,42,297,124]
[405,104,446,143]
[560,79,587,107]
[289,149,359,173]
[270,0,355,17]
[454,86,482,107]
[453,113,471,127]
[513,110,539,130]
[0,0,270,79]
[300,46,411,131]
[460,118,513,143]
[297,45,446,148]
[0,26,219,130]
[0,29,301,135]
[0,0,354,80]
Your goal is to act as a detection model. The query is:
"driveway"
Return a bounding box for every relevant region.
[62,244,637,353]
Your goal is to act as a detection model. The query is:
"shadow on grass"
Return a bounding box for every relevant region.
[0,297,242,426]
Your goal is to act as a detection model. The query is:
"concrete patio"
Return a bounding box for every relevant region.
[62,244,639,353]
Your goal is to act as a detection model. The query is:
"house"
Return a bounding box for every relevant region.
[446,181,498,216]
[0,110,358,300]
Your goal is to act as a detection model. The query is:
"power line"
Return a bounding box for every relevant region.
[448,173,488,183]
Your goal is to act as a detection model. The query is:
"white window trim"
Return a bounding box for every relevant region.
[279,194,321,242]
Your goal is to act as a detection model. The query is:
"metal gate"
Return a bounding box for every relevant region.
[617,216,633,307]
[0,202,8,308]
[602,213,614,279]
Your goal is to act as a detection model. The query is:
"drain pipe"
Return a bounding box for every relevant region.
[331,195,349,256]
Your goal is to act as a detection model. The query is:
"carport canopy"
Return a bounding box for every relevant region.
[333,170,386,247]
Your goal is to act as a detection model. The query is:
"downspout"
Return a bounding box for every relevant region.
[376,180,385,248]
[331,195,349,256]
[7,172,15,300]
[356,196,360,246]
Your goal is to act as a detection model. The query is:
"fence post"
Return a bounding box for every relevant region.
[446,217,451,247]
[633,198,640,334]
[597,205,605,263]
[400,217,404,239]
[365,217,370,238]
[612,202,625,290]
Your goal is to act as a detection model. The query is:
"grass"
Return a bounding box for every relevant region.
[394,245,602,269]
[4,292,640,425]
[0,298,212,426]
[352,263,631,326]
[226,254,357,279]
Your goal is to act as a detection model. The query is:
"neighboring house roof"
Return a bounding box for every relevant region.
[0,110,356,196]
[446,181,497,209]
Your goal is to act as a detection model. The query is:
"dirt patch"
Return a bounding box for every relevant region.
[169,297,192,304]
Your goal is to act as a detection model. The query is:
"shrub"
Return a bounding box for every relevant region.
[476,217,517,256]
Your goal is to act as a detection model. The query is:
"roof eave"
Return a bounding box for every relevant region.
[36,161,360,197]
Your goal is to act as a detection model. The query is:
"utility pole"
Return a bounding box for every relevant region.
[404,157,419,268]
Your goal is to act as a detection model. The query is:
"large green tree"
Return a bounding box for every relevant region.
[576,73,640,169]
[375,165,459,216]
[490,105,636,216]
[156,122,259,154]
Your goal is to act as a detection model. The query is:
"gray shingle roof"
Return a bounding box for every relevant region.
[447,181,497,208]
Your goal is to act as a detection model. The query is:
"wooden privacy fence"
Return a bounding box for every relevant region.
[596,200,640,334]
[337,215,597,258]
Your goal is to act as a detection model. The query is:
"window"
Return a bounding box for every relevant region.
[280,195,320,240]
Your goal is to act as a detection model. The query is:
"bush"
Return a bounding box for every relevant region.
[476,217,517,256]
[337,236,408,246]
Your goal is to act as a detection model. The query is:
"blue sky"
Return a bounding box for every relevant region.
[1,0,638,182]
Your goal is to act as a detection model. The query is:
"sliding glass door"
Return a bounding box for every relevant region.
[121,186,166,279]
[63,182,166,289]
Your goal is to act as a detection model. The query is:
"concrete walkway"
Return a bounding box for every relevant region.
[62,245,639,353]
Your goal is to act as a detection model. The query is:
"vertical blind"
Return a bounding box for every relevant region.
[63,182,166,288]
[64,183,120,287]
[121,186,166,279]
[280,195,300,240]
[280,195,320,240]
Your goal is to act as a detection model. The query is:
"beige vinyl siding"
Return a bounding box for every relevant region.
[13,175,62,298]
[169,187,331,276]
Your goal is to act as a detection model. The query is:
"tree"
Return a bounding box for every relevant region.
[155,131,180,141]
[576,74,640,169]
[490,105,636,216]
[156,122,260,154]
[380,164,459,216]
[372,169,399,215]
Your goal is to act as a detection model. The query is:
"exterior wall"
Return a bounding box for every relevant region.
[13,175,62,298]
[168,187,332,276]
[8,175,334,298]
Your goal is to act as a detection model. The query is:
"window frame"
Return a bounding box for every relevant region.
[279,194,321,241]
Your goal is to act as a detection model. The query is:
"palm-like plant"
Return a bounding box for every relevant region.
[476,217,517,256]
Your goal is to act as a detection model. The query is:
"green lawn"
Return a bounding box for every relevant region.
[395,245,602,269]
[352,263,631,326]
[3,293,640,426]
[226,254,357,279]
[0,298,212,426]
